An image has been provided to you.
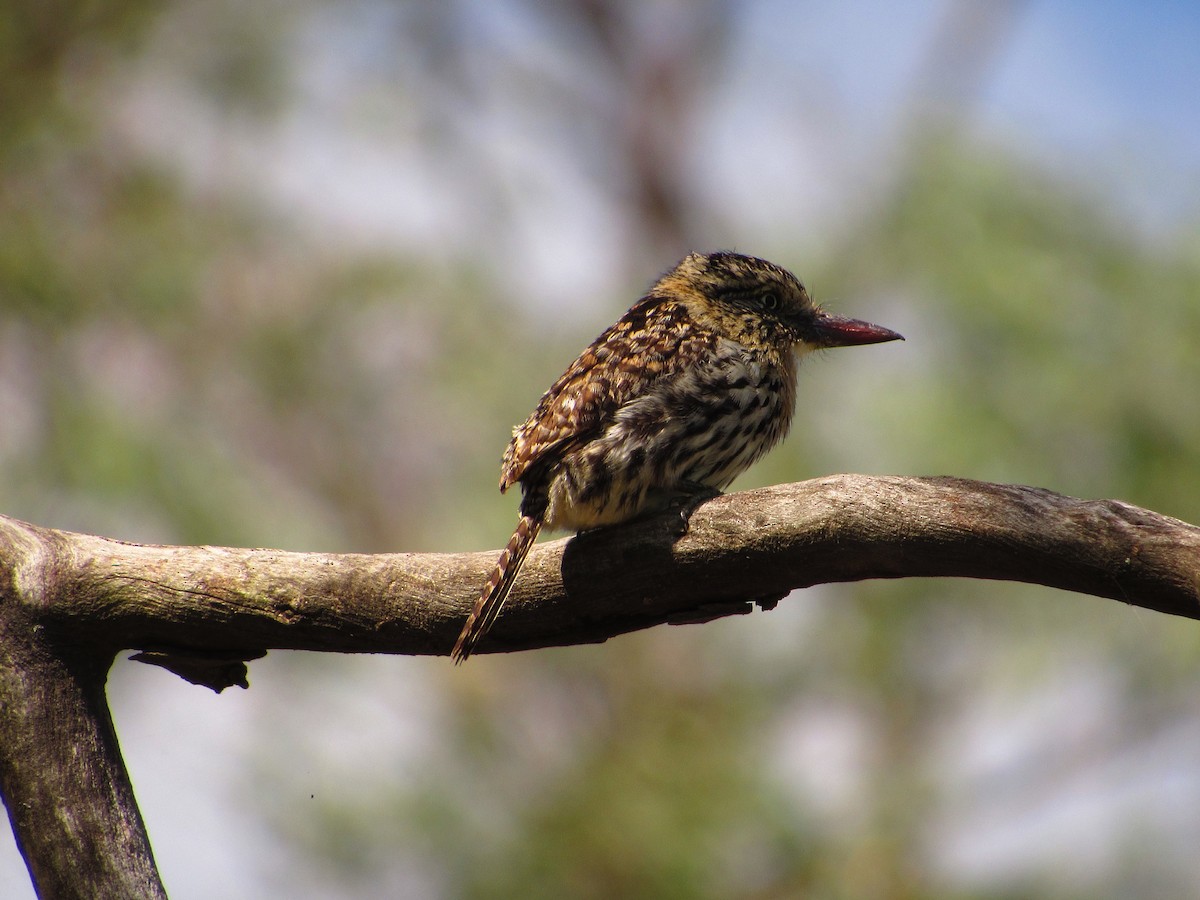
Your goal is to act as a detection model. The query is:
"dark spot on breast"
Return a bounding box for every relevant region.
[708,395,739,420]
[717,429,739,452]
[578,458,612,503]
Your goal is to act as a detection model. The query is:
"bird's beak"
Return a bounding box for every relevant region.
[807,313,904,348]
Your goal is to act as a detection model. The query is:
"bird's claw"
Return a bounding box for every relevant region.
[665,481,722,537]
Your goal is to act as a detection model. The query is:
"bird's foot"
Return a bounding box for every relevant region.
[663,481,722,537]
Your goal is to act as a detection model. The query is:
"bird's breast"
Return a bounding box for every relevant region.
[538,340,798,531]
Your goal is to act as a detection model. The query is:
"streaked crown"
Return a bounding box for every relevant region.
[652,251,816,350]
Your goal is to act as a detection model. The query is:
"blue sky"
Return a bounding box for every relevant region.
[739,0,1200,229]
[992,2,1199,156]
[111,1,1199,312]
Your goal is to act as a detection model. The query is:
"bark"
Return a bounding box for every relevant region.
[0,527,166,898]
[1,474,1198,896]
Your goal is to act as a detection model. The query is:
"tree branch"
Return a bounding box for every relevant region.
[2,474,1199,896]
[5,475,1200,665]
[0,532,167,898]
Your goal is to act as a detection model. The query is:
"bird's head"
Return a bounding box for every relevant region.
[662,251,903,353]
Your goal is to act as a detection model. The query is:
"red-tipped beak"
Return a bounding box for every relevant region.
[808,313,904,348]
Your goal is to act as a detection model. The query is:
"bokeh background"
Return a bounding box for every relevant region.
[3,1,1200,897]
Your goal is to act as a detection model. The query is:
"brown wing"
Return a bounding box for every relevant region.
[500,297,714,491]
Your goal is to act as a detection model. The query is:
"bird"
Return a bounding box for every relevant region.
[451,251,902,662]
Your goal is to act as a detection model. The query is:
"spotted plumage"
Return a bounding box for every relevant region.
[452,251,902,661]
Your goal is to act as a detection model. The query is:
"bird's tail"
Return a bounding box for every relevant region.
[452,515,542,663]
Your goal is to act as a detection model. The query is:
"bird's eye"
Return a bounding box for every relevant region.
[761,292,780,311]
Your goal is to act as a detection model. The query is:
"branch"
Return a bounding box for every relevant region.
[0,534,166,898]
[2,474,1199,895]
[5,475,1200,663]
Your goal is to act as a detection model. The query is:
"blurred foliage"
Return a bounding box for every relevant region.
[2,1,1200,899]
[0,1,163,151]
